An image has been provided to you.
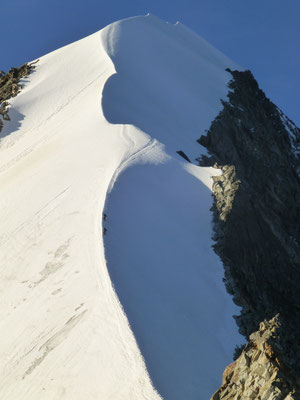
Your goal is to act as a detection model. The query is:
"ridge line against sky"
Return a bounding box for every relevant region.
[1,0,299,125]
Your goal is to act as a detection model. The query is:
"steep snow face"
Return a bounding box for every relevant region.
[0,15,241,400]
[0,28,159,400]
[101,15,242,400]
[101,15,239,163]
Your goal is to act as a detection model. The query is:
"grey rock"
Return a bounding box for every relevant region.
[198,69,300,397]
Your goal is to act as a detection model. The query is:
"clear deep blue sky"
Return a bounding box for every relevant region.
[1,0,299,125]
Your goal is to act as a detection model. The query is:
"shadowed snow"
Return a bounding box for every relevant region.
[0,14,242,400]
[102,15,242,400]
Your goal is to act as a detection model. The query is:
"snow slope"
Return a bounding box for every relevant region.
[0,15,241,400]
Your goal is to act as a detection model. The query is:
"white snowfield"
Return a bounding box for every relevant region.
[0,15,242,400]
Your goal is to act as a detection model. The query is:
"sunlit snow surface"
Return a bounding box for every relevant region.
[0,15,242,400]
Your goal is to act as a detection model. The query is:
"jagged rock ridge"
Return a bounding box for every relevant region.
[0,62,36,132]
[211,316,300,400]
[197,69,300,397]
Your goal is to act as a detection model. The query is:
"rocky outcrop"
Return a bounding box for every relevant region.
[211,165,240,222]
[0,62,37,132]
[197,69,300,397]
[211,316,300,400]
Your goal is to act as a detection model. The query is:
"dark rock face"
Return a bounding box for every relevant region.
[197,69,300,395]
[0,62,37,132]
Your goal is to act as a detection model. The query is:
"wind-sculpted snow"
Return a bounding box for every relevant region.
[101,15,239,163]
[0,27,160,400]
[101,15,242,400]
[104,159,241,400]
[0,14,241,400]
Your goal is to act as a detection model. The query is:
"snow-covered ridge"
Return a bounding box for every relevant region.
[100,15,239,163]
[0,15,241,400]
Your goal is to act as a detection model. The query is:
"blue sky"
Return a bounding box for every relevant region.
[1,0,299,125]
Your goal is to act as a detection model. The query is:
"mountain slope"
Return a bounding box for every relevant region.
[198,68,300,400]
[0,15,242,400]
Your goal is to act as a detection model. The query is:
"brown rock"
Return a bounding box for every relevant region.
[210,316,298,400]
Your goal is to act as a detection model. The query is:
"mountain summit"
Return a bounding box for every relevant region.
[0,15,299,400]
